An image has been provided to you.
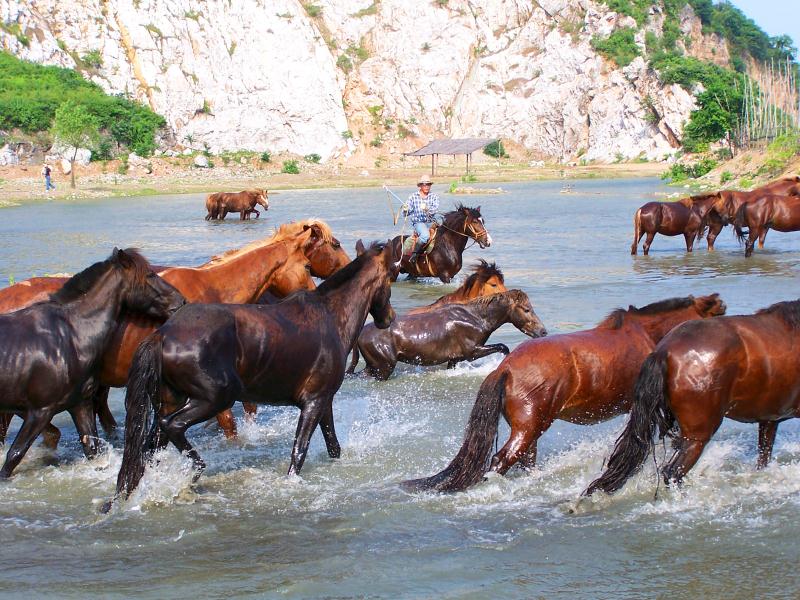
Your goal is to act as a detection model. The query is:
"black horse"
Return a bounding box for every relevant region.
[0,249,185,478]
[350,290,547,380]
[389,204,492,283]
[106,242,398,510]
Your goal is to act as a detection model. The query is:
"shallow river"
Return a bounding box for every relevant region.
[1,178,799,598]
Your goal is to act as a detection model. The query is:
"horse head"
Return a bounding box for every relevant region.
[256,189,269,210]
[504,289,547,338]
[265,237,316,297]
[466,260,506,299]
[302,221,350,278]
[368,241,397,329]
[455,204,492,248]
[112,248,186,318]
[692,293,727,318]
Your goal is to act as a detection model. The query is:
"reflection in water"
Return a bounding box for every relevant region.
[1,179,800,597]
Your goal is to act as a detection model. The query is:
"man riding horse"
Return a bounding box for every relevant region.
[403,174,440,262]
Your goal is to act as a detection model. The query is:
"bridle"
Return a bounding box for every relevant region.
[435,213,488,249]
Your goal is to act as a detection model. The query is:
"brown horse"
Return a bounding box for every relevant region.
[402,294,726,493]
[205,189,269,220]
[351,290,547,380]
[390,204,491,283]
[630,194,718,255]
[406,259,507,315]
[104,242,398,511]
[0,249,185,478]
[733,194,800,257]
[0,220,348,446]
[585,298,800,497]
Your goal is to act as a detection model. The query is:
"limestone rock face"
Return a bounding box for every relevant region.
[0,0,730,162]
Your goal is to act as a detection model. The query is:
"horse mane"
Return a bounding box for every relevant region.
[463,288,527,308]
[471,259,503,285]
[597,296,696,330]
[50,248,150,304]
[316,241,383,294]
[756,299,800,329]
[202,218,333,267]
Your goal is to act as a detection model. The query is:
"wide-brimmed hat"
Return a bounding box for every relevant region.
[417,174,433,185]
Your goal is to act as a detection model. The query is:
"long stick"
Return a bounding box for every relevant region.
[383,184,404,225]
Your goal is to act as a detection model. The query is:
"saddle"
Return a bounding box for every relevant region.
[402,223,438,258]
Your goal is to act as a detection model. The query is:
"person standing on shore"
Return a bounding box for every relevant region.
[403,174,440,262]
[42,163,55,192]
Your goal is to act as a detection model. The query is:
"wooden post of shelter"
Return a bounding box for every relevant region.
[403,137,499,179]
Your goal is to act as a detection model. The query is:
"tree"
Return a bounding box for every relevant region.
[51,101,100,188]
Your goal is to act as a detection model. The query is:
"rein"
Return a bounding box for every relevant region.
[435,214,484,249]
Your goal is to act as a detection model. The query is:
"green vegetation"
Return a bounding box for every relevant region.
[81,50,103,69]
[304,153,321,163]
[0,22,30,47]
[303,4,322,17]
[260,151,271,163]
[282,159,300,174]
[483,140,508,158]
[51,101,100,188]
[661,157,717,182]
[591,27,640,67]
[720,170,733,183]
[759,132,800,175]
[352,2,379,18]
[0,52,165,157]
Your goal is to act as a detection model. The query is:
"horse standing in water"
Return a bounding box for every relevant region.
[351,290,547,380]
[585,298,800,497]
[205,189,269,220]
[630,194,719,255]
[105,243,397,510]
[0,249,185,478]
[390,204,491,283]
[403,294,726,493]
[0,220,349,445]
[406,259,507,315]
[733,194,800,257]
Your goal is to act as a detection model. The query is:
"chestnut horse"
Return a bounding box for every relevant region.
[733,194,800,257]
[0,249,185,478]
[630,194,718,255]
[390,204,492,283]
[0,220,348,446]
[352,290,547,380]
[205,189,268,220]
[403,294,726,493]
[585,298,800,497]
[104,242,398,511]
[406,259,507,315]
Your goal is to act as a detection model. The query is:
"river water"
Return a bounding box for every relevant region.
[1,178,799,598]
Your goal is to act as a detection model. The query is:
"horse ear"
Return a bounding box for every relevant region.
[355,239,366,256]
[115,248,135,269]
[303,223,322,240]
[476,205,481,213]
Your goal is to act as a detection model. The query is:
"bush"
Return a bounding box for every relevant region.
[260,151,271,163]
[282,159,300,174]
[591,27,640,67]
[661,158,718,182]
[720,170,733,184]
[304,153,321,163]
[483,140,508,158]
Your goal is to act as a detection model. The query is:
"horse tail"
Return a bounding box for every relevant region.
[630,208,641,255]
[733,202,748,244]
[346,343,360,375]
[106,333,164,510]
[583,350,673,496]
[402,370,507,493]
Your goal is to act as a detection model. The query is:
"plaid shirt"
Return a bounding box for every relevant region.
[405,191,440,224]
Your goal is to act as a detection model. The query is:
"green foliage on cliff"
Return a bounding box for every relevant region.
[0,51,165,156]
[591,27,641,67]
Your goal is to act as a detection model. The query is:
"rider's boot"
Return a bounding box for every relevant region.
[409,240,425,263]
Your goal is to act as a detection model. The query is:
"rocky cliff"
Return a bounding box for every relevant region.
[0,0,733,162]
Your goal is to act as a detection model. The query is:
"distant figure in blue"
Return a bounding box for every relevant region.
[42,163,55,192]
[403,174,440,262]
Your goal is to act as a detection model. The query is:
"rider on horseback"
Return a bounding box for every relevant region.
[403,174,440,263]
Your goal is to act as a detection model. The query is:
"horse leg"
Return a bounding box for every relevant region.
[684,231,695,252]
[318,402,341,459]
[0,413,9,445]
[463,343,510,363]
[0,410,55,478]
[757,421,779,469]
[642,231,656,255]
[489,410,554,475]
[661,436,708,485]
[707,222,722,251]
[93,385,117,437]
[162,397,234,477]
[288,396,328,475]
[757,228,768,249]
[153,386,185,451]
[215,408,238,439]
[41,423,61,449]
[68,400,100,460]
[745,229,758,257]
[242,402,257,424]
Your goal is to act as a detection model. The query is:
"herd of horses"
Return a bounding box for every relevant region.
[631,175,800,256]
[1,177,800,514]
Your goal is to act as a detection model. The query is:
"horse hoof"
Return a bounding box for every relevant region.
[99,499,114,514]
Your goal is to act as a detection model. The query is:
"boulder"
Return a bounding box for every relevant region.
[0,144,19,166]
[193,155,210,168]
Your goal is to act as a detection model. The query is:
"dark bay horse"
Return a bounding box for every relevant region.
[406,260,506,315]
[352,290,547,380]
[402,294,726,493]
[205,189,269,220]
[0,249,185,478]
[733,194,800,257]
[585,298,800,497]
[105,242,397,510]
[630,194,718,255]
[390,204,491,283]
[0,220,346,446]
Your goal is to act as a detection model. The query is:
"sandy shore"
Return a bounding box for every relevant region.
[0,158,667,205]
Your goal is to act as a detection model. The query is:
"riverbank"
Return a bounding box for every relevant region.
[0,157,666,205]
